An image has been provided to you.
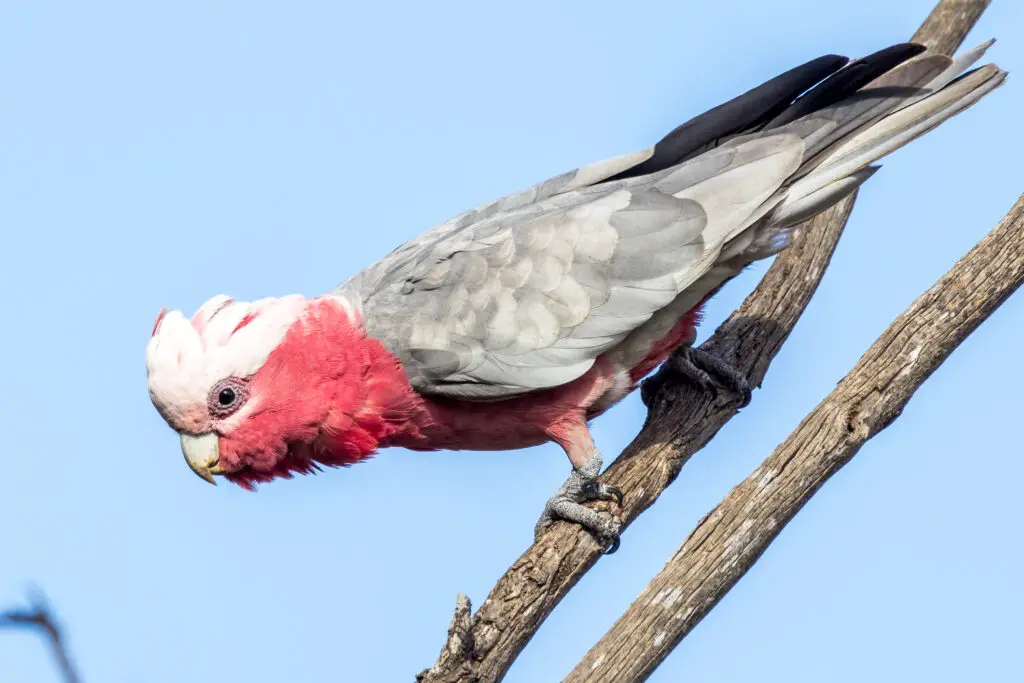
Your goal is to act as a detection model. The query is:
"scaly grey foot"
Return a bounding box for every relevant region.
[534,452,623,554]
[641,345,752,409]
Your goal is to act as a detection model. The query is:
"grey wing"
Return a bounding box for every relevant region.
[338,39,1005,400]
[340,146,660,300]
[340,133,805,399]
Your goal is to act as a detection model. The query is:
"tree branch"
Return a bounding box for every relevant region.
[912,0,990,55]
[569,192,1024,681]
[1,592,83,683]
[417,190,854,683]
[418,2,990,680]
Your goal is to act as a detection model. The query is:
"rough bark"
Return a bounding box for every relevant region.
[418,2,992,680]
[569,194,1024,681]
[912,0,990,55]
[417,199,857,683]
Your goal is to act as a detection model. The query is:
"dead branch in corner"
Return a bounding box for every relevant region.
[417,1,993,680]
[1,591,82,683]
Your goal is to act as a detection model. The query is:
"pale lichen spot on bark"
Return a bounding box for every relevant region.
[651,586,684,609]
[590,654,606,671]
[653,631,666,648]
[757,469,778,489]
[725,519,757,553]
[673,606,697,623]
[897,344,923,380]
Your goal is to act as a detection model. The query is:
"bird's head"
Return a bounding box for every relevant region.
[146,294,388,489]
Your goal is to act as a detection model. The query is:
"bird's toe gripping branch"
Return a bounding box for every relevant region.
[535,452,623,554]
[641,345,752,409]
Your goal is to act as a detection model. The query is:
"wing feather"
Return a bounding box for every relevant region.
[342,134,804,398]
[332,40,1003,400]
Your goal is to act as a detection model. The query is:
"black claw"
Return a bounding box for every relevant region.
[737,386,752,409]
[606,484,624,506]
[639,374,662,408]
[581,480,624,506]
[539,455,623,556]
[604,535,621,555]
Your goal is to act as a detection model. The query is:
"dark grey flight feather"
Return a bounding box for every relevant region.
[607,53,851,181]
[765,43,927,127]
[335,41,1005,401]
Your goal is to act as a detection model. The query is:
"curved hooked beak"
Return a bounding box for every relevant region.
[180,432,225,485]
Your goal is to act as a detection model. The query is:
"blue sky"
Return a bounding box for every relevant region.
[1,1,1021,681]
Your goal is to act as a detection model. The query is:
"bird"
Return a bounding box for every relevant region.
[146,40,1006,552]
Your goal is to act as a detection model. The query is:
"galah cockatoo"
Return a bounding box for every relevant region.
[147,41,1005,552]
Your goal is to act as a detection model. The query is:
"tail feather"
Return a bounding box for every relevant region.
[795,54,952,163]
[766,165,880,234]
[786,62,1005,207]
[790,39,997,169]
[923,38,996,91]
[765,43,927,128]
[608,55,852,181]
[723,40,1006,261]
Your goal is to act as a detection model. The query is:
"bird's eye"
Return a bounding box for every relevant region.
[209,377,249,418]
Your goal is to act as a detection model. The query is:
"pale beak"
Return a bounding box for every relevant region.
[180,432,224,485]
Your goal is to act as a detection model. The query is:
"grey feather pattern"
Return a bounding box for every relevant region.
[335,41,1005,400]
[338,134,801,398]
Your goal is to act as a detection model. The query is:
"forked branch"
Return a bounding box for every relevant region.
[418,1,994,680]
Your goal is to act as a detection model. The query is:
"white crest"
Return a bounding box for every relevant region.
[146,294,309,428]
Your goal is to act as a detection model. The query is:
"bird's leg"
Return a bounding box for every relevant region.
[641,344,751,408]
[535,421,623,553]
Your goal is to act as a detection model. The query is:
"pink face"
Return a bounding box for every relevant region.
[209,334,341,489]
[146,294,380,489]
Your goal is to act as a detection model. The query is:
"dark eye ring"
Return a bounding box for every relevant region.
[209,377,249,418]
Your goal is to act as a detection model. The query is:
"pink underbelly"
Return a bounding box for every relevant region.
[627,305,702,383]
[387,304,704,453]
[391,358,622,452]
